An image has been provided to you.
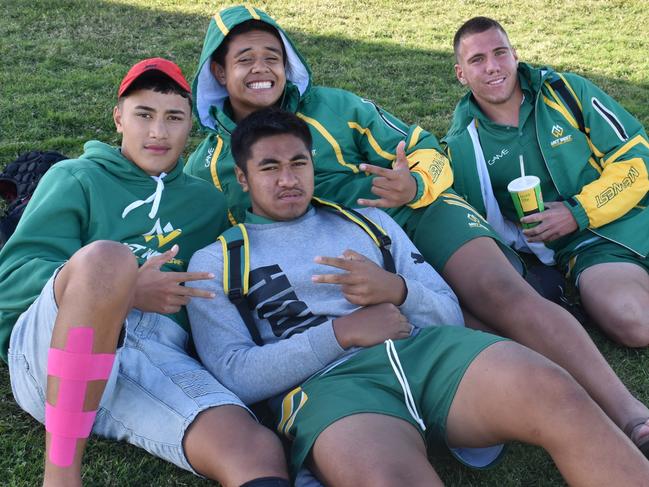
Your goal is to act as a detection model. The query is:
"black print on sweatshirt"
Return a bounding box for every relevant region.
[411,252,425,264]
[248,265,327,338]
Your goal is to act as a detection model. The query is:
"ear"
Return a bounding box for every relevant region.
[454,64,467,86]
[211,60,227,86]
[235,165,249,192]
[113,105,124,133]
[513,47,519,65]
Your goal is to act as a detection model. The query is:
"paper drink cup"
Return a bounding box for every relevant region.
[507,175,544,229]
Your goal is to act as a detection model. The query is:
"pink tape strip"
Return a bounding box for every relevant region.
[45,403,96,438]
[45,327,115,467]
[48,348,115,381]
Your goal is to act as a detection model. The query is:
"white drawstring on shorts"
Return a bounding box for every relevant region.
[385,339,426,432]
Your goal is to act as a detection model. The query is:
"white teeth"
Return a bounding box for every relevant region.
[248,81,272,89]
[488,78,505,85]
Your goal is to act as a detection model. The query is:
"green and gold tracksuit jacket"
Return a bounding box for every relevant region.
[443,63,649,257]
[185,4,453,227]
[0,141,229,362]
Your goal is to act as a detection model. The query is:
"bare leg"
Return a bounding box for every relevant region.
[446,341,649,486]
[462,307,499,335]
[183,405,289,487]
[579,262,649,347]
[44,241,138,487]
[442,237,649,439]
[310,413,442,487]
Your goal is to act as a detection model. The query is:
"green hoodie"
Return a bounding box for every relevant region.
[444,63,649,258]
[0,141,228,362]
[185,4,453,227]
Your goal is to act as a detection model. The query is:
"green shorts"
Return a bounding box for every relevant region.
[276,326,507,478]
[404,191,522,273]
[555,235,649,287]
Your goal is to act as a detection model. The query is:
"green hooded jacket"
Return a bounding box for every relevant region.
[0,141,228,362]
[443,63,649,257]
[185,4,453,227]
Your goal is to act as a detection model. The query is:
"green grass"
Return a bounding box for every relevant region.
[1,0,648,485]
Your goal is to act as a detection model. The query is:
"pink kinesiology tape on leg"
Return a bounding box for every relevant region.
[45,327,115,467]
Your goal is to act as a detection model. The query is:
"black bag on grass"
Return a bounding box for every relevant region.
[0,150,68,249]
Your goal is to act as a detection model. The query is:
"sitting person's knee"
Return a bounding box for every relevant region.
[532,360,591,407]
[69,240,138,279]
[56,241,138,306]
[472,270,533,308]
[608,305,649,348]
[184,405,287,483]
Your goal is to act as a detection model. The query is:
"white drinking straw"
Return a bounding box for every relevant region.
[519,154,525,178]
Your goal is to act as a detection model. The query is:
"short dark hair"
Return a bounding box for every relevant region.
[231,107,312,174]
[453,17,509,60]
[211,19,287,68]
[118,71,191,105]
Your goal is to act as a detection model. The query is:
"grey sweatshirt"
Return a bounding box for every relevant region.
[187,206,463,405]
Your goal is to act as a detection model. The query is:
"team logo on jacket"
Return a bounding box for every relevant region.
[142,219,182,247]
[550,124,573,147]
[467,213,488,230]
[124,219,183,261]
[487,148,509,166]
[204,146,214,167]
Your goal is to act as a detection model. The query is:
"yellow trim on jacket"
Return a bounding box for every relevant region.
[406,149,454,209]
[209,136,224,191]
[348,122,395,160]
[214,12,229,36]
[297,112,359,173]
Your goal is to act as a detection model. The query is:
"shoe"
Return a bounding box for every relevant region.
[624,418,649,459]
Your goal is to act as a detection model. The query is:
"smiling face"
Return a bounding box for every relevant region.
[113,89,192,176]
[212,29,287,123]
[235,133,313,221]
[454,27,522,110]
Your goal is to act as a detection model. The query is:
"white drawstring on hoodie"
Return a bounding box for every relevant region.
[121,172,167,219]
[385,339,426,432]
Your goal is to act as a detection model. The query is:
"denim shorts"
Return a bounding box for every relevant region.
[7,269,250,473]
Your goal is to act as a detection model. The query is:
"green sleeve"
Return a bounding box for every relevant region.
[0,167,88,358]
[566,74,649,228]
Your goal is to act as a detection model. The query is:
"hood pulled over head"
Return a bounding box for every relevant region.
[193,4,311,131]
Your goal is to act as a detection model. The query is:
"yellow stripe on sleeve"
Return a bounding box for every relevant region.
[586,137,605,159]
[588,157,603,175]
[408,126,423,150]
[603,134,649,166]
[348,122,395,160]
[407,149,454,208]
[209,136,224,191]
[297,113,358,172]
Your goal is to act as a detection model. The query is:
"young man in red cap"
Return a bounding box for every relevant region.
[0,58,290,487]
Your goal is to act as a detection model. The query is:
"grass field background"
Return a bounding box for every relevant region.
[1,0,648,485]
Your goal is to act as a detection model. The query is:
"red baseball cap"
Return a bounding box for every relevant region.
[117,57,191,97]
